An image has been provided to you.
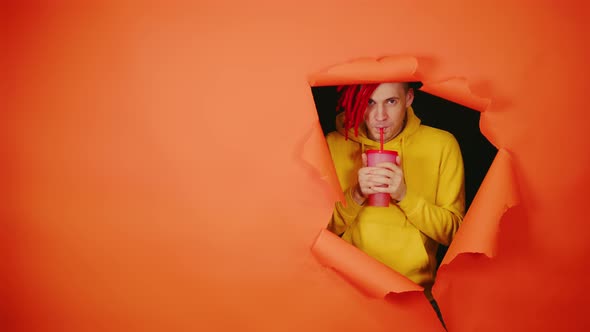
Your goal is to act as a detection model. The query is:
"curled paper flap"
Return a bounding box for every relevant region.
[422,78,491,112]
[308,55,420,87]
[311,229,423,298]
[441,149,519,266]
[299,121,345,204]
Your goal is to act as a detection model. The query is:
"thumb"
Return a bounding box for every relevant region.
[362,153,367,167]
[396,155,402,166]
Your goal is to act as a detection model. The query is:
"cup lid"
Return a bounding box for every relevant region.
[366,149,398,155]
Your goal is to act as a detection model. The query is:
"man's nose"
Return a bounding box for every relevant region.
[375,104,387,121]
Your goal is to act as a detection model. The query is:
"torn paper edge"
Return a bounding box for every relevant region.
[311,228,423,298]
[439,149,520,267]
[303,55,514,298]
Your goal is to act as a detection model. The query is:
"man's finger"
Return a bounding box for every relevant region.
[375,162,402,174]
[367,175,391,186]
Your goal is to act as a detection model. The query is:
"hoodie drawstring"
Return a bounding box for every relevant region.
[400,137,406,173]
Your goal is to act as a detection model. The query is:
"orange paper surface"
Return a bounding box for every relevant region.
[422,78,491,112]
[3,1,590,332]
[309,55,421,86]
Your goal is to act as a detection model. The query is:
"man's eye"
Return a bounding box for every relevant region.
[367,100,375,105]
[387,99,397,104]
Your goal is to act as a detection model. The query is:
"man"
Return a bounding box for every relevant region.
[326,82,465,298]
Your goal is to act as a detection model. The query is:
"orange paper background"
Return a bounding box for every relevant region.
[3,1,590,331]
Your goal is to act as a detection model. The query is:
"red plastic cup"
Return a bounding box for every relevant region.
[366,149,398,207]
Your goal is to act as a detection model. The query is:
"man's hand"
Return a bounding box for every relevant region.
[356,153,406,204]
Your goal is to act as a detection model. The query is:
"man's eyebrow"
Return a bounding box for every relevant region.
[369,96,399,102]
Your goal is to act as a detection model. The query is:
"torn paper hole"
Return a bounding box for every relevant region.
[304,55,511,299]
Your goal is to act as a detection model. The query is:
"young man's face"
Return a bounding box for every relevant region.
[364,82,414,143]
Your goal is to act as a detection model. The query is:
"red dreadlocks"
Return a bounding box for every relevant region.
[336,83,380,140]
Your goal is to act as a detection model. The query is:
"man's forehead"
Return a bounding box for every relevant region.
[370,82,407,99]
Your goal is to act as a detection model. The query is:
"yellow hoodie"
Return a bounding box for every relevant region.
[326,106,465,290]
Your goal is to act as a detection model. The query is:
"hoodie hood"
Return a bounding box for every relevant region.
[335,106,422,150]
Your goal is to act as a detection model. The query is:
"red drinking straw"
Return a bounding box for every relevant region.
[380,128,384,152]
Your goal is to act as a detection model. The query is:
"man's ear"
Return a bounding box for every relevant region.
[405,88,415,108]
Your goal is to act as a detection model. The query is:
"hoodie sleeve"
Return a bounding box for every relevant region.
[324,131,364,236]
[398,136,465,245]
[328,185,363,236]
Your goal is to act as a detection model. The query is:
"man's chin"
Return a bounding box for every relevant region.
[369,128,388,140]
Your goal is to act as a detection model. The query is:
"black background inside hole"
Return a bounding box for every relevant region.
[311,86,498,266]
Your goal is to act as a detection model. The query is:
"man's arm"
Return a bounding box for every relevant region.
[325,132,367,236]
[398,137,465,245]
[329,151,396,235]
[328,184,364,236]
